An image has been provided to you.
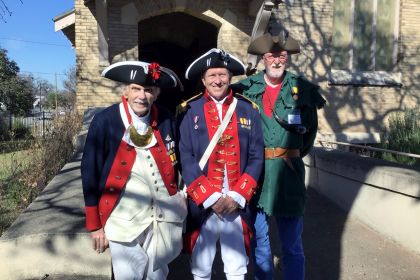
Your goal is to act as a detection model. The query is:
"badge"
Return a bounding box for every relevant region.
[194,115,199,130]
[292,86,299,101]
[288,108,301,125]
[165,134,172,141]
[239,117,251,129]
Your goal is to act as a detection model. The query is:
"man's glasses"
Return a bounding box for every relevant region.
[263,53,288,64]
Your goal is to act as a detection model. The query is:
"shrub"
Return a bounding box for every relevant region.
[381,109,420,166]
[0,112,82,235]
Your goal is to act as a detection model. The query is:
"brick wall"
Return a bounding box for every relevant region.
[75,0,419,137]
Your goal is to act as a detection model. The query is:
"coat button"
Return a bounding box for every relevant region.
[121,161,127,165]
[154,180,157,184]
[158,214,163,218]
[99,212,103,216]
[126,146,132,151]
[105,200,109,205]
[109,188,115,192]
[115,176,121,180]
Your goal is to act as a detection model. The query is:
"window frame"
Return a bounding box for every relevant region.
[329,0,401,87]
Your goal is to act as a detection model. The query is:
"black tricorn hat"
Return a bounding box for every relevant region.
[101,61,178,88]
[185,48,246,80]
[247,31,300,55]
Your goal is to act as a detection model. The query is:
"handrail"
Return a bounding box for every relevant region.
[318,140,420,159]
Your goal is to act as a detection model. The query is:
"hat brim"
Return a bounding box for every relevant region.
[101,61,178,88]
[185,48,246,80]
[247,33,300,55]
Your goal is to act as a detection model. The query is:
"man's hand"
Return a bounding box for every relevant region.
[220,195,239,215]
[91,228,109,253]
[211,196,239,217]
[211,197,226,218]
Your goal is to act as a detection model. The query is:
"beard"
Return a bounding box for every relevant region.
[265,65,285,79]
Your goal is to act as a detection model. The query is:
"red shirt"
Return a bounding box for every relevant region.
[262,83,282,118]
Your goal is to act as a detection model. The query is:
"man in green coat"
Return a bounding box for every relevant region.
[234,31,326,280]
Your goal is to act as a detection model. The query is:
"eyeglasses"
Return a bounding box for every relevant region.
[263,53,288,64]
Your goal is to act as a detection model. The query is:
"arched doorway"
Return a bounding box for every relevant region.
[138,12,219,113]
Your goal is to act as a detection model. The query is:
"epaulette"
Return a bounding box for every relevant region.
[234,93,260,111]
[175,92,204,116]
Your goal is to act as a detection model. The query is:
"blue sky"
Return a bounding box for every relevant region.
[0,0,75,89]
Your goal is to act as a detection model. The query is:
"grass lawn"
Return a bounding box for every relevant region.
[0,150,31,180]
[0,150,33,236]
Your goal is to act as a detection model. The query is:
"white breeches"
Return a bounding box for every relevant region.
[109,228,168,280]
[191,212,247,280]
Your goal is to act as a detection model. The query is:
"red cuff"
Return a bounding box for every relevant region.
[186,175,219,205]
[231,173,258,202]
[85,205,102,231]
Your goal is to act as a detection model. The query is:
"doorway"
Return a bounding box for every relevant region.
[138,12,219,113]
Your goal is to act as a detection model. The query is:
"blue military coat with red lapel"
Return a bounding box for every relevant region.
[81,103,179,231]
[177,90,264,253]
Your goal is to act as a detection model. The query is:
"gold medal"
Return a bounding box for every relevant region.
[129,125,153,147]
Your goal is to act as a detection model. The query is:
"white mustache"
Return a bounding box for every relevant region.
[134,100,148,105]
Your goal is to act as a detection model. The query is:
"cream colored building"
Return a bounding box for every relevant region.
[55,0,419,143]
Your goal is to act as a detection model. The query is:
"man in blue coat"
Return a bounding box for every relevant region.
[177,48,264,280]
[81,61,187,279]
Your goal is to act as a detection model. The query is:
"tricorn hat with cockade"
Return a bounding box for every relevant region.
[101,61,178,88]
[185,48,246,80]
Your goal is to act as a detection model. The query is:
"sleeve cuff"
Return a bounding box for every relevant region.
[186,175,219,205]
[203,192,223,209]
[226,191,246,208]
[231,173,258,202]
[85,205,102,231]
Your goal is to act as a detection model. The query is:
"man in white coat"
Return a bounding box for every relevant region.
[81,61,187,280]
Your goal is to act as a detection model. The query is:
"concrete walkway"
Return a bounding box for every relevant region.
[168,188,420,280]
[1,150,419,278]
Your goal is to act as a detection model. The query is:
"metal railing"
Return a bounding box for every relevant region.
[318,140,420,159]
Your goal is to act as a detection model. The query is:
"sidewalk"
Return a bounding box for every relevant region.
[1,152,419,279]
[168,188,420,280]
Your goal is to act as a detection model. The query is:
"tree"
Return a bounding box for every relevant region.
[63,66,76,94]
[60,66,76,110]
[0,47,34,115]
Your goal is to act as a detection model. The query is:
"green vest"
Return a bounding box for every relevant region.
[235,71,325,216]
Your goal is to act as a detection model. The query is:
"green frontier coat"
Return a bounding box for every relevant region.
[234,71,326,217]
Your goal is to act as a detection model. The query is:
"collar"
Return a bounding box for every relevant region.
[204,89,234,105]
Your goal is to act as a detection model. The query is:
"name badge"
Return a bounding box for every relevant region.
[288,109,301,125]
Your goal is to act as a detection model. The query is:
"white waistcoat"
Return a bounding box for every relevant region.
[105,147,187,270]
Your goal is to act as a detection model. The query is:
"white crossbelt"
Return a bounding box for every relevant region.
[198,97,237,170]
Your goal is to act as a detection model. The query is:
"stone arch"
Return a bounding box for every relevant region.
[138,12,220,112]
